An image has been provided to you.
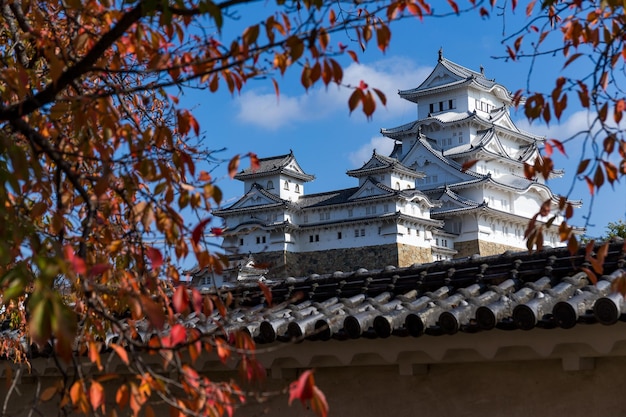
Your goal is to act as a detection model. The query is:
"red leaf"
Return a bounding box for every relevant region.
[173,285,189,314]
[64,245,87,274]
[146,247,164,269]
[141,295,165,330]
[358,80,368,90]
[170,324,187,347]
[88,263,111,278]
[191,218,211,246]
[191,288,203,314]
[447,0,459,13]
[289,370,315,406]
[210,227,223,236]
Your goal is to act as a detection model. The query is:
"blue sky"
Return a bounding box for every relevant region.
[181,4,626,241]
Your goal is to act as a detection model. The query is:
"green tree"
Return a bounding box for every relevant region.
[604,220,626,240]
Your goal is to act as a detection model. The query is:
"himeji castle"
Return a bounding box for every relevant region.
[213,51,579,279]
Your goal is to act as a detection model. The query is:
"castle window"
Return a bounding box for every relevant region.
[239,238,244,246]
[303,214,308,223]
[309,235,313,242]
[429,103,434,113]
[295,184,300,193]
[360,229,365,237]
[354,229,359,238]
[439,101,444,112]
[284,181,289,190]
[366,207,371,215]
[378,227,382,235]
[384,204,389,212]
[449,99,455,109]
[267,180,274,189]
[337,232,342,239]
[348,209,353,217]
[315,234,319,242]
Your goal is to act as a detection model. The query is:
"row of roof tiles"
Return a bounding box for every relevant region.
[218,241,626,343]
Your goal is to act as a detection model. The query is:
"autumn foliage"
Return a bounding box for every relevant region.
[0,0,624,416]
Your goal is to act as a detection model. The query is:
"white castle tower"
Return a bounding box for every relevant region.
[214,52,576,279]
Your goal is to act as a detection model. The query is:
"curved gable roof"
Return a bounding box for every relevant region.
[234,150,315,182]
[347,150,424,179]
[398,55,513,103]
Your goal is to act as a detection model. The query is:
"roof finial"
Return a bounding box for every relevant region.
[480,65,485,75]
[372,148,377,156]
[438,47,443,61]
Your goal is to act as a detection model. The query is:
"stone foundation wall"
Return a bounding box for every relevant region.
[293,245,401,276]
[455,239,524,258]
[246,244,433,278]
[249,240,524,279]
[397,244,432,267]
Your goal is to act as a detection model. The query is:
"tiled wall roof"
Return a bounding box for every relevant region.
[223,241,626,343]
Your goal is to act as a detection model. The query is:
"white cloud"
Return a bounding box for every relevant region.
[348,136,396,167]
[513,109,595,140]
[235,57,431,129]
[235,91,308,130]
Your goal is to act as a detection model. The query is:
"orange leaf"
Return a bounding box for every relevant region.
[310,386,329,417]
[40,386,58,402]
[258,281,272,307]
[580,266,598,285]
[584,176,595,196]
[228,154,240,178]
[248,152,260,171]
[89,381,105,411]
[116,384,130,409]
[110,343,130,365]
[461,159,478,172]
[215,338,231,363]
